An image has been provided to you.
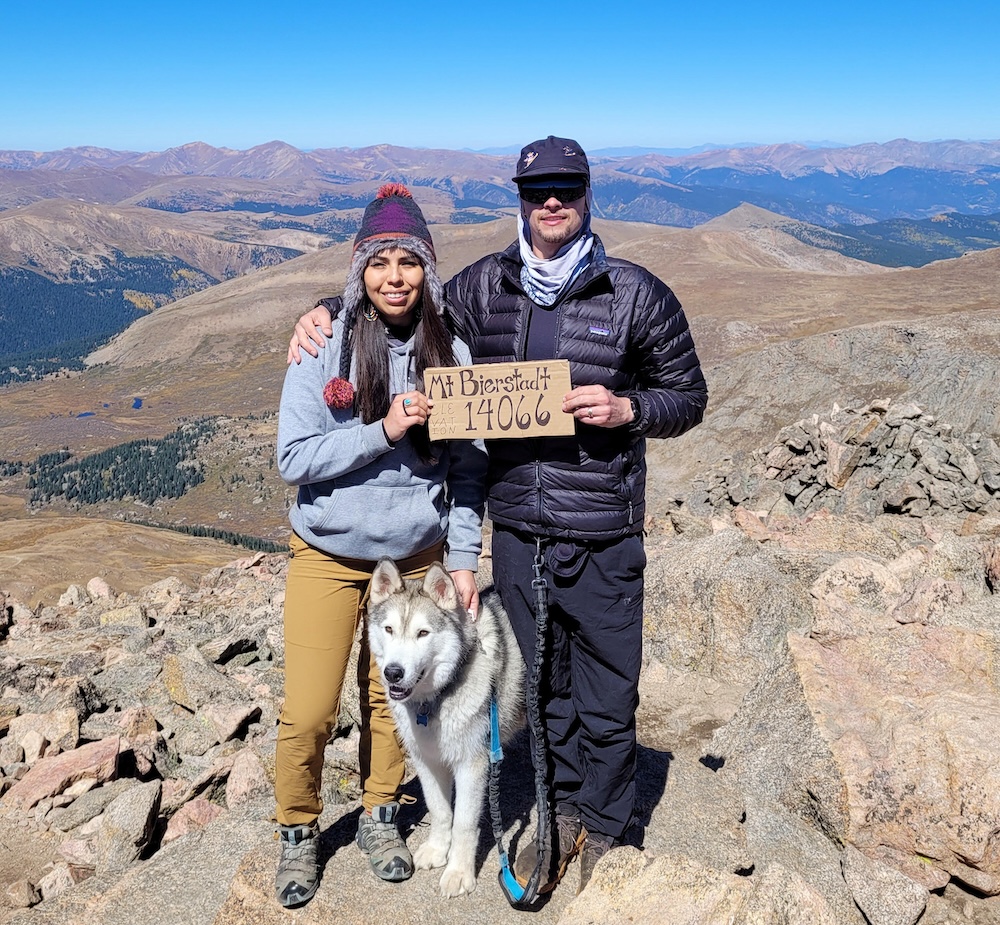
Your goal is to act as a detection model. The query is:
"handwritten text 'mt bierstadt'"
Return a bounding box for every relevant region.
[424,359,574,440]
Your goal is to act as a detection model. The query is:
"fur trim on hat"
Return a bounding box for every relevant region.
[342,236,445,321]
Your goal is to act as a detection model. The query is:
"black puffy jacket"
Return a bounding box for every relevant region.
[445,235,708,541]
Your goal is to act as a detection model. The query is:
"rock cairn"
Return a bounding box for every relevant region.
[688,399,1000,519]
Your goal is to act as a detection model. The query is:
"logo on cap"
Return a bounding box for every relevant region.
[523,152,538,168]
[563,146,577,157]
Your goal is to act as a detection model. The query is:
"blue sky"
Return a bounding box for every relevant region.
[4,0,998,153]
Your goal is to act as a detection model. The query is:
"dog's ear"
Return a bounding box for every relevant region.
[369,559,404,605]
[422,563,458,611]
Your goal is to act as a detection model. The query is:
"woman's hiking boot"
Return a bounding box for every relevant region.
[275,821,320,907]
[356,801,414,882]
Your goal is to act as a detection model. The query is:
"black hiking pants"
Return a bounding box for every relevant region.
[492,525,645,840]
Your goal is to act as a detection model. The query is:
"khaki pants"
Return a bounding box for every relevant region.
[274,533,444,825]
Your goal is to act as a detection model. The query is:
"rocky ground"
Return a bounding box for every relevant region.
[2,398,1000,924]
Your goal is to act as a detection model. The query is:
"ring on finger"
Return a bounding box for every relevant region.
[587,407,594,418]
[403,397,412,416]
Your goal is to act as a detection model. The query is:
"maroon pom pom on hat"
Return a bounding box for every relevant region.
[323,377,355,410]
[353,182,435,259]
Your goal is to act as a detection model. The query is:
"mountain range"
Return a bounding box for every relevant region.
[2,137,1000,382]
[3,138,1000,226]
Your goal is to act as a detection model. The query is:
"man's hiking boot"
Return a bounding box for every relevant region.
[514,812,585,892]
[578,830,615,894]
[356,801,414,882]
[275,821,320,908]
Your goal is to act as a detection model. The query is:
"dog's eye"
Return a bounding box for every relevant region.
[384,626,393,635]
[417,629,430,638]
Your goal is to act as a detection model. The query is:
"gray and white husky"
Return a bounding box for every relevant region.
[367,559,524,898]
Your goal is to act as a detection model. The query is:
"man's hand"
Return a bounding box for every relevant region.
[563,386,634,428]
[287,307,334,364]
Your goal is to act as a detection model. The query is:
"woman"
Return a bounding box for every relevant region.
[273,183,486,907]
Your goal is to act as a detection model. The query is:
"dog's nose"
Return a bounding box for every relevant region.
[384,664,404,684]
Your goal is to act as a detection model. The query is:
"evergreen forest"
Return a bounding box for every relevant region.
[25,420,217,507]
[0,256,216,385]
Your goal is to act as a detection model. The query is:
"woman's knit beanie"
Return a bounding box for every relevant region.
[341,183,444,316]
[337,183,446,383]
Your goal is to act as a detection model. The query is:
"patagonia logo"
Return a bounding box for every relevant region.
[589,325,610,336]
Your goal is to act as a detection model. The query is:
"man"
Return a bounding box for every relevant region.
[289,135,707,895]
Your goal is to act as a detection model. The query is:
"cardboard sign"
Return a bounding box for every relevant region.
[424,360,574,440]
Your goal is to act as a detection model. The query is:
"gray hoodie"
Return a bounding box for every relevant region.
[277,317,486,572]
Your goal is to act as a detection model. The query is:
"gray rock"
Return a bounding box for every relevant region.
[5,877,41,908]
[644,529,811,688]
[47,778,139,833]
[841,845,929,925]
[160,650,246,712]
[94,780,162,874]
[562,850,843,925]
[58,585,90,608]
[8,708,80,755]
[89,662,162,709]
[37,863,83,901]
[99,603,149,629]
[642,754,752,876]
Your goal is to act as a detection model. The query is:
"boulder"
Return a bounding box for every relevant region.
[2,736,120,812]
[841,845,929,925]
[643,529,811,688]
[94,780,162,874]
[561,850,841,924]
[714,626,1000,893]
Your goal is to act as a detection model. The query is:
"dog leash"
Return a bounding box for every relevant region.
[492,538,551,909]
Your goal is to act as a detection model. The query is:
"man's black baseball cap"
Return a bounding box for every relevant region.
[512,136,591,184]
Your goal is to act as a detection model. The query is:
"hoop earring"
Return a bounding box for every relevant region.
[362,304,378,322]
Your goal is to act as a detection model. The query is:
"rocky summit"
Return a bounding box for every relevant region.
[2,400,1000,924]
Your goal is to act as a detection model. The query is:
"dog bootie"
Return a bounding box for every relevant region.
[275,821,320,907]
[357,801,414,882]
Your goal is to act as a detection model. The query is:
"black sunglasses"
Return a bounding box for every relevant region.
[519,184,587,205]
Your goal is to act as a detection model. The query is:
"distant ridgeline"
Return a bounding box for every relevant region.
[4,140,1000,387]
[0,255,216,386]
[781,211,1000,268]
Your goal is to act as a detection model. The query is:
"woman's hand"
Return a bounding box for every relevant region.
[287,307,334,364]
[450,569,480,619]
[383,391,431,443]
